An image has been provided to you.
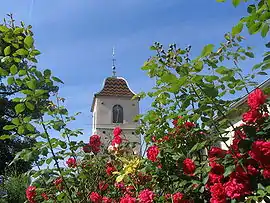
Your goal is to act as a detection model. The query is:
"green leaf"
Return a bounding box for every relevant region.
[252,63,262,70]
[15,103,26,114]
[194,61,203,72]
[18,69,27,76]
[232,23,243,35]
[249,22,262,34]
[44,69,51,78]
[0,25,9,32]
[21,89,34,95]
[35,89,48,96]
[216,66,229,74]
[17,126,25,134]
[247,4,256,13]
[26,80,36,90]
[26,123,35,132]
[46,157,53,165]
[203,87,218,98]
[257,71,268,75]
[7,77,15,85]
[24,36,34,48]
[245,52,255,58]
[3,125,17,130]
[31,49,41,56]
[0,67,8,76]
[15,48,29,56]
[150,46,157,50]
[10,65,18,75]
[261,24,269,38]
[25,101,35,110]
[266,42,270,48]
[224,165,235,177]
[232,0,241,7]
[190,141,207,153]
[11,118,20,125]
[59,141,67,149]
[52,76,64,84]
[4,46,11,56]
[0,135,11,140]
[205,75,219,82]
[216,0,226,2]
[14,27,24,35]
[57,193,66,201]
[266,186,270,194]
[201,44,214,57]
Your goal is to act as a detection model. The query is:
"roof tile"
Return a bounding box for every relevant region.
[95,77,135,97]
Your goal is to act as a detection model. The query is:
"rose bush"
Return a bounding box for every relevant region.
[0,0,269,202]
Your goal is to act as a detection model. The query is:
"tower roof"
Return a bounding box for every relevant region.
[91,77,137,112]
[95,77,135,97]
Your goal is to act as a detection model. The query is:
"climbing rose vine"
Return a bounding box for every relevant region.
[0,0,269,202]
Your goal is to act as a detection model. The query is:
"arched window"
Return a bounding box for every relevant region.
[112,105,123,123]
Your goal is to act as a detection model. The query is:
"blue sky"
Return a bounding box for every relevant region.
[1,0,269,143]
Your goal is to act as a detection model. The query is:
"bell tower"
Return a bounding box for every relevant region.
[90,49,140,154]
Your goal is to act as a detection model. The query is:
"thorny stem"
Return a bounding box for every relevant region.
[190,84,232,150]
[55,94,88,202]
[233,60,250,95]
[40,117,75,203]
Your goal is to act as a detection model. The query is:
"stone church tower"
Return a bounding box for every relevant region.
[90,74,141,154]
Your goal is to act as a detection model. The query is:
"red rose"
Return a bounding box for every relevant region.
[210,162,224,175]
[120,194,136,203]
[89,192,102,203]
[98,181,109,191]
[115,181,125,190]
[184,121,195,129]
[173,116,183,127]
[147,145,159,162]
[164,194,171,200]
[172,192,184,203]
[151,136,157,142]
[89,135,101,153]
[210,183,226,203]
[102,196,112,203]
[206,172,224,189]
[249,141,270,168]
[262,169,270,179]
[53,177,64,190]
[26,186,36,203]
[125,185,135,196]
[208,147,226,160]
[138,189,155,203]
[224,172,251,200]
[113,127,122,137]
[66,157,76,168]
[106,163,116,176]
[83,145,91,153]
[247,88,267,109]
[242,109,262,123]
[246,159,259,176]
[183,158,196,176]
[112,135,122,146]
[41,192,49,200]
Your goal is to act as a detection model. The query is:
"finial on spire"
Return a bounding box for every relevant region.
[112,47,116,77]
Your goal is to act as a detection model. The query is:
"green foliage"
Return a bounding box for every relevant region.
[0,0,268,202]
[0,173,28,203]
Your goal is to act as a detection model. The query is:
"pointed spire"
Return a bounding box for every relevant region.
[112,47,116,77]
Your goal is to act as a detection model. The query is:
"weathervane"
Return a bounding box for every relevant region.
[112,47,116,77]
